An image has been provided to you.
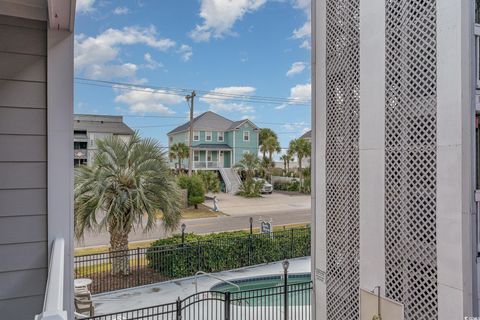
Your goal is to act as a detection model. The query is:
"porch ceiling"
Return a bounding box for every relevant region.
[193,144,232,150]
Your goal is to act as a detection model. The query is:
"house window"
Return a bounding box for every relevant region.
[205,131,212,141]
[169,136,173,144]
[243,131,250,141]
[193,131,200,141]
[194,151,199,161]
[218,131,224,142]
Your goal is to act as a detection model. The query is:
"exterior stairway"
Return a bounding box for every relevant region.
[219,168,242,194]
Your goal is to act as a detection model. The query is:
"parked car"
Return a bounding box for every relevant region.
[253,178,273,194]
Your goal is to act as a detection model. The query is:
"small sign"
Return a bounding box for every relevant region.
[261,220,272,234]
[315,268,326,283]
[258,217,272,235]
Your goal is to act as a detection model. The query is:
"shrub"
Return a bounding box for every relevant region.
[237,179,263,198]
[196,171,220,193]
[273,182,289,191]
[287,180,300,192]
[146,228,311,279]
[177,175,205,208]
[273,180,299,192]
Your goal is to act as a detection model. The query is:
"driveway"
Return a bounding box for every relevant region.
[204,192,311,216]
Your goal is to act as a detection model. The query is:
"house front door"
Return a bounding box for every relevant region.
[218,151,224,168]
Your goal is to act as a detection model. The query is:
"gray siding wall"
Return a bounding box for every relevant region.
[0,15,48,319]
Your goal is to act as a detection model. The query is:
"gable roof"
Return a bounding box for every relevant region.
[168,111,258,135]
[300,130,311,140]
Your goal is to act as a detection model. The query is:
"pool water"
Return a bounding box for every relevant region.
[211,273,312,306]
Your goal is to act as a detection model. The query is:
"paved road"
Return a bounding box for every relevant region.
[75,208,312,248]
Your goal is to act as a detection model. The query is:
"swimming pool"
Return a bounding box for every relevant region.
[210,273,312,306]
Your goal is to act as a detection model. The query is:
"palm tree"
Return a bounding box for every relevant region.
[259,128,279,160]
[280,154,293,173]
[262,135,281,163]
[289,138,311,177]
[234,152,260,180]
[74,133,182,275]
[169,142,189,173]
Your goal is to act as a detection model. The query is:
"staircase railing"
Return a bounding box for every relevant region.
[35,238,67,320]
[219,168,232,193]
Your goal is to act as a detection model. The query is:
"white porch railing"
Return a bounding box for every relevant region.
[35,238,67,320]
[194,161,220,169]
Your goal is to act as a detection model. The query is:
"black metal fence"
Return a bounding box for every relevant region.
[85,281,313,320]
[74,227,311,294]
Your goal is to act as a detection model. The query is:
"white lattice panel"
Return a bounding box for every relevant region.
[325,0,360,318]
[384,0,438,319]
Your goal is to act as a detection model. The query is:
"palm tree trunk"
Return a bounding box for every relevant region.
[178,158,182,173]
[109,231,130,276]
[298,156,303,186]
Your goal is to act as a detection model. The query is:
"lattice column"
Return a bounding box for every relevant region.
[325,0,361,318]
[384,0,438,319]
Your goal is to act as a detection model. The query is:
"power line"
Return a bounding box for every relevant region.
[75,78,311,106]
[76,77,311,103]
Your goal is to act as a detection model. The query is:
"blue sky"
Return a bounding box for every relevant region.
[74,0,311,152]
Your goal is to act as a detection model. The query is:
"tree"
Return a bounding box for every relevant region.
[262,135,281,163]
[234,152,260,180]
[196,171,220,194]
[259,128,279,160]
[74,133,182,275]
[289,138,311,176]
[280,153,293,173]
[169,143,189,173]
[177,175,205,209]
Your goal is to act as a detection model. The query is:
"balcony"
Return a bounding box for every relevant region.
[193,161,221,169]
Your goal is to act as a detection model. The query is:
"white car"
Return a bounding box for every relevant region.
[253,178,273,194]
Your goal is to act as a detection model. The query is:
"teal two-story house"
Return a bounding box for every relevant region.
[167,111,259,170]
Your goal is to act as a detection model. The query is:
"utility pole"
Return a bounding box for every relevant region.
[186,91,196,176]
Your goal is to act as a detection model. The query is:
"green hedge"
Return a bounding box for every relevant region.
[146,228,311,279]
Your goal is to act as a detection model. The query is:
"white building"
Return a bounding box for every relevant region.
[74,114,134,166]
[312,1,476,319]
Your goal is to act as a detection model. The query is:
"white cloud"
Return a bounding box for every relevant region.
[178,45,193,61]
[283,121,309,132]
[293,21,311,39]
[87,63,138,79]
[290,83,311,101]
[114,86,183,114]
[77,0,96,14]
[292,0,311,47]
[75,26,175,80]
[200,86,256,114]
[189,0,267,42]
[286,61,306,77]
[113,7,130,15]
[299,40,311,50]
[143,53,163,69]
[275,83,311,110]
